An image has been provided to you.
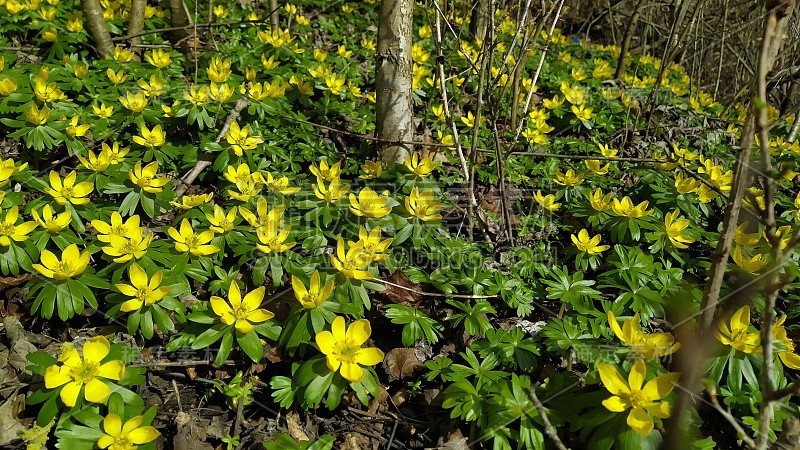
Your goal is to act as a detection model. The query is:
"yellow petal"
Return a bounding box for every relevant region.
[628,359,646,391]
[102,413,123,437]
[97,360,125,380]
[84,378,111,403]
[44,365,71,388]
[346,319,372,346]
[339,361,365,382]
[627,407,654,436]
[597,363,630,396]
[315,330,335,355]
[60,381,82,407]
[241,286,265,312]
[602,395,629,412]
[82,336,111,363]
[129,426,160,444]
[355,347,384,366]
[331,316,346,342]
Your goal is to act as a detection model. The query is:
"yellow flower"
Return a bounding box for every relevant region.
[205,205,237,234]
[115,263,170,312]
[65,116,90,138]
[102,227,152,263]
[292,270,334,310]
[572,104,593,122]
[78,148,112,172]
[91,213,139,243]
[571,229,609,255]
[405,187,442,221]
[773,316,800,370]
[144,48,171,68]
[210,281,274,334]
[66,13,83,32]
[31,204,70,233]
[331,236,373,279]
[92,103,114,119]
[716,305,761,353]
[225,121,263,156]
[349,187,392,218]
[42,26,57,41]
[460,111,476,128]
[315,316,384,382]
[261,54,279,70]
[0,78,17,96]
[533,190,560,211]
[664,210,694,249]
[43,336,125,407]
[34,244,90,280]
[349,226,392,264]
[734,222,761,246]
[206,56,232,83]
[265,172,301,195]
[212,4,227,17]
[597,142,617,158]
[584,159,610,175]
[239,197,284,231]
[97,413,160,450]
[362,38,376,51]
[168,219,219,256]
[313,176,350,203]
[543,95,564,110]
[33,76,66,103]
[313,49,328,62]
[119,91,148,113]
[112,46,134,62]
[128,160,170,193]
[256,224,294,254]
[183,85,209,106]
[310,157,342,181]
[170,193,213,210]
[106,68,128,85]
[228,178,262,202]
[209,82,234,102]
[608,311,680,358]
[325,73,346,95]
[554,169,584,186]
[731,245,766,274]
[46,170,94,205]
[26,103,50,125]
[404,152,438,178]
[0,206,37,246]
[359,161,382,179]
[132,124,166,148]
[597,359,680,436]
[674,172,700,194]
[611,197,651,218]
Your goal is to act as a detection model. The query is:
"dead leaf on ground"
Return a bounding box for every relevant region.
[285,411,310,442]
[440,427,469,450]
[173,411,214,450]
[383,347,425,381]
[381,270,423,308]
[0,396,26,447]
[368,385,389,415]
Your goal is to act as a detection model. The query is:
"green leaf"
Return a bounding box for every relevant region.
[237,331,264,362]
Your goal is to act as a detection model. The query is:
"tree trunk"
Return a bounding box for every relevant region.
[376,0,413,164]
[82,0,114,57]
[127,0,146,59]
[268,0,280,30]
[614,0,646,79]
[469,0,488,42]
[168,0,190,46]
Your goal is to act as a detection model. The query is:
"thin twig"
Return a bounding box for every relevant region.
[375,279,498,299]
[709,390,756,448]
[528,386,570,450]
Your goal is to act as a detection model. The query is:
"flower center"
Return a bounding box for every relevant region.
[627,389,647,409]
[0,222,13,235]
[233,304,250,320]
[185,233,200,249]
[61,187,74,198]
[111,224,127,236]
[71,360,99,384]
[111,434,133,450]
[333,341,359,364]
[55,261,72,278]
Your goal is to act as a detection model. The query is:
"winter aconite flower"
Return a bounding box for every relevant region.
[78,148,113,172]
[349,187,392,218]
[773,315,800,370]
[170,193,213,210]
[97,413,160,450]
[554,169,584,187]
[715,305,761,354]
[119,91,149,113]
[144,48,171,68]
[0,205,36,246]
[315,316,384,382]
[115,263,170,312]
[264,172,301,195]
[310,157,342,181]
[349,226,392,264]
[404,152,438,178]
[205,205,237,234]
[132,124,165,148]
[405,187,442,221]
[292,270,334,309]
[571,229,609,255]
[210,281,274,333]
[731,245,766,274]
[359,161,383,179]
[533,190,560,212]
[313,176,350,203]
[33,244,90,280]
[129,161,170,193]
[597,359,680,436]
[46,171,94,205]
[92,213,139,243]
[608,311,680,358]
[589,188,613,212]
[168,219,219,256]
[31,204,70,233]
[225,121,263,156]
[255,224,294,254]
[102,227,152,263]
[611,196,651,218]
[44,336,126,407]
[331,237,373,279]
[664,210,695,249]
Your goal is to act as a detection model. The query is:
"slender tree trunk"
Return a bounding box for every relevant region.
[127,0,146,59]
[376,0,413,164]
[169,0,190,46]
[614,0,646,79]
[268,0,280,29]
[469,0,488,42]
[82,0,114,57]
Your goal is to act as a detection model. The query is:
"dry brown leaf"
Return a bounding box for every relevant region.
[285,411,310,442]
[383,347,424,381]
[381,270,423,308]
